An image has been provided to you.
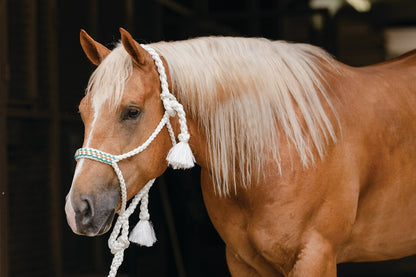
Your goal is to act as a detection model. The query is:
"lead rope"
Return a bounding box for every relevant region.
[74,44,195,277]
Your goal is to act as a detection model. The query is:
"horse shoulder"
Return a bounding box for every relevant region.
[199,168,284,276]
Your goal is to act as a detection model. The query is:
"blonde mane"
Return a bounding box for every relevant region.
[152,37,338,195]
[87,37,338,196]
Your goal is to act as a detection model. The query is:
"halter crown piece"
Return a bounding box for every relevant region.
[74,44,195,277]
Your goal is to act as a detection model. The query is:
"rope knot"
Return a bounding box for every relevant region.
[161,92,179,117]
[163,100,177,117]
[139,212,150,221]
[109,238,130,255]
[178,133,190,142]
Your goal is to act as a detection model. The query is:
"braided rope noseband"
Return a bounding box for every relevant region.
[74,44,195,277]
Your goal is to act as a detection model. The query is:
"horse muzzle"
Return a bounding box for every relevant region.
[65,189,119,236]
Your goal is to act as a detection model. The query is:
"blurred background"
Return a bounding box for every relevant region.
[1,0,416,276]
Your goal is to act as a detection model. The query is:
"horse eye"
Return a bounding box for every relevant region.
[122,108,141,121]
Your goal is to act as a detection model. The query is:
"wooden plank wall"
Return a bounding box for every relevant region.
[0,0,9,276]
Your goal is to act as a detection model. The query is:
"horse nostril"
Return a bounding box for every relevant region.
[79,196,95,225]
[71,190,118,236]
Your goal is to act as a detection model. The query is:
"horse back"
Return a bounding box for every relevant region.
[366,48,416,69]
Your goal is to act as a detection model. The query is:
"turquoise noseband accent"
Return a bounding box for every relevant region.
[75,148,116,165]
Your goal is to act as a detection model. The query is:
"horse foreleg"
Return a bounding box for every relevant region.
[288,232,337,277]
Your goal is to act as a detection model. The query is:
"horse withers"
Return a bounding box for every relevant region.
[65,28,416,276]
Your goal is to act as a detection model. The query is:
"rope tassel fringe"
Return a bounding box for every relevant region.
[167,140,195,169]
[129,189,157,247]
[129,219,157,247]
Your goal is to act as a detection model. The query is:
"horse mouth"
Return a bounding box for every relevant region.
[96,209,116,235]
[77,208,116,237]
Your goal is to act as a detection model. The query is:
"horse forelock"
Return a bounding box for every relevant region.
[151,37,339,196]
[85,43,133,114]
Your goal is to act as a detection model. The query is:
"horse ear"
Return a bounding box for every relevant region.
[120,27,150,67]
[80,29,110,66]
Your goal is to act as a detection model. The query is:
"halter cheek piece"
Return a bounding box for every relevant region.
[74,44,195,277]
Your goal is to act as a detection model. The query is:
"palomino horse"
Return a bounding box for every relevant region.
[65,28,416,276]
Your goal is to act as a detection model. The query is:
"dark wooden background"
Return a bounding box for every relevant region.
[1,0,416,276]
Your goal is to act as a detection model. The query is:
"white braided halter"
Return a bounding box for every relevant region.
[74,44,195,277]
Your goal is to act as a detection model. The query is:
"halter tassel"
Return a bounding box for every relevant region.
[129,219,156,247]
[166,134,195,169]
[129,189,157,247]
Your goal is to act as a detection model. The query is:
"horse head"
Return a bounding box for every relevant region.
[65,29,175,236]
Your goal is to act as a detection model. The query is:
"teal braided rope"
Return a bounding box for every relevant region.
[75,148,116,165]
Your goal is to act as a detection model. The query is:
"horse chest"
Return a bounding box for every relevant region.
[202,196,295,275]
